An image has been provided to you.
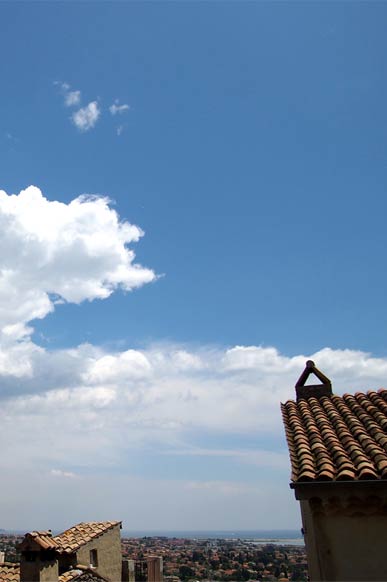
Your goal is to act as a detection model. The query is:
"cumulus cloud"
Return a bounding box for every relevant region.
[0,188,383,480]
[0,340,383,530]
[6,335,385,530]
[1,342,387,466]
[0,186,155,342]
[1,185,387,528]
[0,320,386,526]
[72,101,100,132]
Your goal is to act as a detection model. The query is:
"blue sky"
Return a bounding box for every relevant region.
[1,1,387,531]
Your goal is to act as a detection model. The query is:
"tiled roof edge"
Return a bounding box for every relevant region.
[54,521,122,553]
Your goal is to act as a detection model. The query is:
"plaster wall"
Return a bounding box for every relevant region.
[303,504,387,581]
[297,484,387,582]
[75,525,122,582]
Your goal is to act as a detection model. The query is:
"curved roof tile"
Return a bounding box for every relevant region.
[281,389,387,483]
[54,522,121,554]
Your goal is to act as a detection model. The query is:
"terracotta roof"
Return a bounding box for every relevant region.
[60,570,84,582]
[0,563,20,582]
[59,565,108,582]
[18,531,60,551]
[54,522,121,554]
[282,388,387,482]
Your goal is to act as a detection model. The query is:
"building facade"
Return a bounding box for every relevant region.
[16,522,122,582]
[282,361,387,581]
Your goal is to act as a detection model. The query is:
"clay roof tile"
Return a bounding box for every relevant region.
[282,382,387,484]
[53,522,121,554]
[0,564,20,582]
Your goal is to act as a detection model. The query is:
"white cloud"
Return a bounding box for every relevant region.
[0,186,155,341]
[1,186,387,528]
[1,341,387,469]
[55,84,130,133]
[0,322,385,529]
[84,350,152,384]
[72,101,100,132]
[0,340,380,530]
[56,82,81,107]
[65,90,81,107]
[109,101,130,115]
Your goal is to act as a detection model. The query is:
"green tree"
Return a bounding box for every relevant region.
[179,565,195,581]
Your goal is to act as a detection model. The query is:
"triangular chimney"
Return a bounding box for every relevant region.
[295,360,332,401]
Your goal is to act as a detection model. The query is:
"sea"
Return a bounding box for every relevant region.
[121,530,304,546]
[1,529,304,546]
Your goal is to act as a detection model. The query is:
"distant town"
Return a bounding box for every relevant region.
[0,533,307,582]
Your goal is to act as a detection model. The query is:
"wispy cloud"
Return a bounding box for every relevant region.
[55,83,129,135]
[65,90,81,107]
[72,102,101,132]
[55,81,99,132]
[56,82,81,108]
[109,100,130,115]
[110,101,130,135]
